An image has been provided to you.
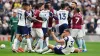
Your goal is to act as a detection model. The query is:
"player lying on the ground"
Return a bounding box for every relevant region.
[38,29,81,55]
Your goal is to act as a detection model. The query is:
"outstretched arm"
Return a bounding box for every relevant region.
[51,32,64,43]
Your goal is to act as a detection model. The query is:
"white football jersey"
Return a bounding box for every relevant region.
[26,11,33,27]
[62,36,75,55]
[39,10,50,28]
[57,10,69,26]
[17,9,26,26]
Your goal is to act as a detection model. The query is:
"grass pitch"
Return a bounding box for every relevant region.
[0,41,100,56]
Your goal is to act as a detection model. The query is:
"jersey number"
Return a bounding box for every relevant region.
[69,41,74,48]
[59,13,66,20]
[18,13,22,19]
[75,17,80,24]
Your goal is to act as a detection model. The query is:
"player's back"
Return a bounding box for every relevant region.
[57,10,69,26]
[32,9,43,28]
[72,13,82,29]
[62,36,74,55]
[17,9,26,26]
[39,10,50,28]
[39,10,49,21]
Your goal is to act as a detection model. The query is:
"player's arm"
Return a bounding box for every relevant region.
[51,31,64,43]
[79,16,83,25]
[9,17,13,27]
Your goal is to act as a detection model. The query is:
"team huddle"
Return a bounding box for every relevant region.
[10,1,87,55]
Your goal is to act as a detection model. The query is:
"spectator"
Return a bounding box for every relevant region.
[12,0,21,9]
[96,18,100,34]
[0,0,4,21]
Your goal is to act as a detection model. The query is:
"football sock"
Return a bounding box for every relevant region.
[34,42,39,50]
[82,39,87,50]
[42,49,52,54]
[27,38,32,50]
[38,39,43,49]
[45,37,49,46]
[78,38,82,49]
[20,38,26,48]
[13,38,20,50]
[42,46,49,52]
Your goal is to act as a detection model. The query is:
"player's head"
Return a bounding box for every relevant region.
[39,3,44,10]
[29,4,33,10]
[63,29,70,36]
[22,2,30,10]
[44,4,49,10]
[74,8,80,13]
[65,3,70,10]
[71,2,77,9]
[46,1,52,9]
[12,10,17,17]
[35,3,44,10]
[60,4,66,10]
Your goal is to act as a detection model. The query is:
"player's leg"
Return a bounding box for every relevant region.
[77,30,83,49]
[13,34,21,52]
[10,29,15,46]
[11,29,14,42]
[77,29,87,52]
[82,39,87,52]
[77,38,83,49]
[35,28,44,53]
[23,26,34,52]
[42,28,49,48]
[20,37,27,49]
[71,29,80,47]
[12,26,21,52]
[73,48,82,53]
[51,45,64,54]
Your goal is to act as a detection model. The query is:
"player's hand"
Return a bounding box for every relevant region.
[51,31,55,34]
[61,33,65,38]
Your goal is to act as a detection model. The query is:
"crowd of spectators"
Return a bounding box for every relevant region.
[0,0,99,35]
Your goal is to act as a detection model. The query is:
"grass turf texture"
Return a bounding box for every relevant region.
[0,41,100,56]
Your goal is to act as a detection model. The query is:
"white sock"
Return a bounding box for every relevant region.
[27,38,32,50]
[45,37,49,46]
[13,38,20,50]
[42,47,49,52]
[42,49,52,54]
[82,39,87,50]
[38,39,43,50]
[78,38,82,49]
[34,42,39,50]
[20,38,26,48]
[30,38,33,46]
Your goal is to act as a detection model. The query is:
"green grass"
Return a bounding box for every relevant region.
[0,41,100,56]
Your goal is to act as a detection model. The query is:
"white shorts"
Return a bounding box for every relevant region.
[77,30,85,38]
[70,29,80,38]
[31,28,44,38]
[77,24,86,38]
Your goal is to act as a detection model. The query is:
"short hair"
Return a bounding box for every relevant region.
[22,2,30,6]
[61,3,66,9]
[75,8,80,13]
[35,3,44,9]
[46,1,51,4]
[64,29,70,34]
[72,2,77,6]
[44,4,49,9]
[65,3,69,7]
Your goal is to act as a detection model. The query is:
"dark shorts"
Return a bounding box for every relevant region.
[59,24,68,35]
[17,26,29,35]
[54,47,64,54]
[28,27,31,35]
[42,28,47,35]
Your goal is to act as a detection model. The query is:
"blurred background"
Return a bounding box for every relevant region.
[0,0,100,42]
